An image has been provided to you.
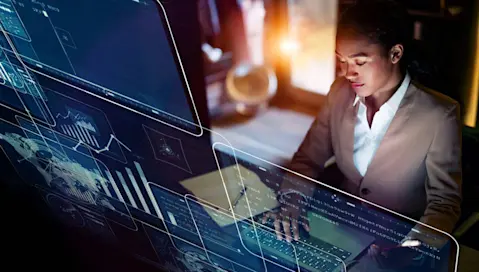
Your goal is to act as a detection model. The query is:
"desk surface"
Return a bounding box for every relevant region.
[208,82,317,166]
[457,245,479,272]
[347,245,479,272]
[212,106,315,166]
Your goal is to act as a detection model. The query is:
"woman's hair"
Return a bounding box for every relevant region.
[337,0,430,76]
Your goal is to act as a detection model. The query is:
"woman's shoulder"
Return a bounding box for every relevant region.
[326,76,352,102]
[410,80,460,114]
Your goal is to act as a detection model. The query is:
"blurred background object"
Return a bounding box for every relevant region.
[285,0,338,96]
[240,0,267,65]
[226,62,277,115]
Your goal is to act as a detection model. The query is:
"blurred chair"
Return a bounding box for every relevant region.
[452,126,479,243]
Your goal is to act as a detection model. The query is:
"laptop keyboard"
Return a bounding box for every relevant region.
[160,193,232,245]
[241,222,351,272]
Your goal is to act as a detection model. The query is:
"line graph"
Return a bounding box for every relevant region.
[51,102,128,163]
[72,133,131,154]
[56,110,81,120]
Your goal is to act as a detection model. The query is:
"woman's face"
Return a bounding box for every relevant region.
[336,34,397,98]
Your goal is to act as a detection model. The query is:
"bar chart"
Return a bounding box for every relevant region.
[97,161,163,220]
[60,123,100,147]
[63,186,96,204]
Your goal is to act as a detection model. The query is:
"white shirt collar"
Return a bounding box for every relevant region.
[353,73,411,113]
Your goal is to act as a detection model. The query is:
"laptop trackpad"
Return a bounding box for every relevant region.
[307,211,375,259]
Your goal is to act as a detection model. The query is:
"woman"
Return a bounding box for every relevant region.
[266,0,462,270]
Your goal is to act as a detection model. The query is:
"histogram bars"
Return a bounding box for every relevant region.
[125,166,151,213]
[64,187,95,204]
[116,170,138,209]
[104,170,125,202]
[100,162,162,220]
[134,161,163,220]
[60,123,99,147]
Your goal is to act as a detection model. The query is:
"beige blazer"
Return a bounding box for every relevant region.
[286,76,462,234]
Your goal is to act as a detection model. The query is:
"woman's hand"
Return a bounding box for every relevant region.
[261,192,310,242]
[367,243,423,269]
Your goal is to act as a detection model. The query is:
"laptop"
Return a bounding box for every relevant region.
[174,146,376,272]
[240,210,375,272]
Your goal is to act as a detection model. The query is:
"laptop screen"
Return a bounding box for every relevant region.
[0,0,202,134]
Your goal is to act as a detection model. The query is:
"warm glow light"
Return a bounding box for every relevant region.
[280,38,300,55]
[464,15,479,127]
[287,0,338,95]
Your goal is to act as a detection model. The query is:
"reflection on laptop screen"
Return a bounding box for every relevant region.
[0,0,199,131]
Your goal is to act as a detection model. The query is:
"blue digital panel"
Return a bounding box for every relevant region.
[0,117,138,230]
[0,0,199,132]
[0,47,53,124]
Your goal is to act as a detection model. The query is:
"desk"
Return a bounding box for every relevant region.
[208,82,317,166]
[457,246,479,272]
[211,106,315,166]
[348,245,479,272]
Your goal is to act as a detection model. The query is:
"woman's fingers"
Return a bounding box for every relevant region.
[367,244,391,269]
[263,204,309,242]
[261,211,283,240]
[368,244,380,257]
[282,218,292,242]
[291,219,300,241]
[273,214,283,241]
[261,211,273,224]
[302,216,310,232]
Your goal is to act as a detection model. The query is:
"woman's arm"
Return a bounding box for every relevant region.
[415,103,462,239]
[269,79,341,241]
[280,79,343,197]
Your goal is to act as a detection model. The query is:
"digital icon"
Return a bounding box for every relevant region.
[143,125,192,173]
